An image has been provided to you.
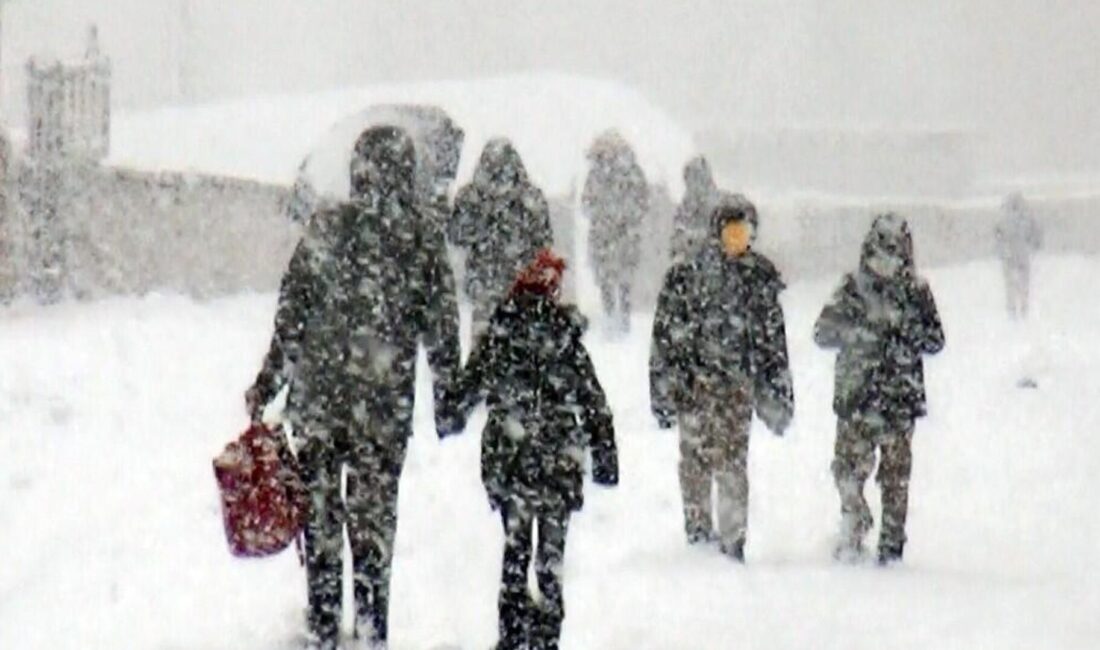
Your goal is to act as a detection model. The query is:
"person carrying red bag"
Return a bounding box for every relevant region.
[246,125,463,650]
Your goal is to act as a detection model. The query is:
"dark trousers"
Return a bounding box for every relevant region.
[831,415,914,556]
[598,280,632,332]
[299,431,407,647]
[498,500,571,650]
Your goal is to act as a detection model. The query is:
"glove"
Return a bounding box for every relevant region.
[244,385,265,423]
[654,408,676,430]
[435,407,466,439]
[592,446,619,487]
[756,395,791,437]
[433,388,467,439]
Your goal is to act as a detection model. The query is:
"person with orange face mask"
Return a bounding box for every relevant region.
[649,192,793,562]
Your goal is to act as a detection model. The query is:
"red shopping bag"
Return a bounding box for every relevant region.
[213,422,307,558]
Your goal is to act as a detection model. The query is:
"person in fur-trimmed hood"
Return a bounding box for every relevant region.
[649,191,794,562]
[814,213,945,565]
[449,249,618,650]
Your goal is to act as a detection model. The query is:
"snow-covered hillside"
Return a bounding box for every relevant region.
[1,255,1097,650]
[107,74,695,197]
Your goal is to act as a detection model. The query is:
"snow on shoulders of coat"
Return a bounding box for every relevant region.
[107,73,694,198]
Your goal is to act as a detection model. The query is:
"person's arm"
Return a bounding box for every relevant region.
[573,339,618,486]
[447,188,478,248]
[419,229,465,436]
[649,266,689,428]
[751,270,794,435]
[247,240,316,418]
[813,277,858,349]
[912,279,945,356]
[529,188,554,250]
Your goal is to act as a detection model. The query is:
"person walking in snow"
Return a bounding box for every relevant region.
[449,138,554,334]
[814,213,945,565]
[449,249,619,650]
[649,192,793,562]
[582,130,650,333]
[670,155,720,265]
[246,126,463,649]
[994,192,1042,319]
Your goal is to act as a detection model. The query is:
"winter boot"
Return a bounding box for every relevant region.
[834,506,873,562]
[877,541,904,566]
[719,539,745,563]
[686,526,717,545]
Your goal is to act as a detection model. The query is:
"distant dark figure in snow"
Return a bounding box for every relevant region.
[449,249,618,650]
[449,138,554,333]
[649,192,793,562]
[670,155,719,264]
[582,130,650,333]
[814,214,945,565]
[994,192,1042,319]
[246,126,463,650]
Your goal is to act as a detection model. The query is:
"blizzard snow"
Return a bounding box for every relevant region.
[2,254,1097,650]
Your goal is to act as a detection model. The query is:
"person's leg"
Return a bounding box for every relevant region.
[299,440,344,648]
[713,394,753,561]
[1020,262,1031,319]
[876,421,915,564]
[678,411,715,544]
[618,279,632,333]
[1003,262,1018,319]
[831,417,876,558]
[530,509,571,650]
[497,500,535,650]
[346,437,408,644]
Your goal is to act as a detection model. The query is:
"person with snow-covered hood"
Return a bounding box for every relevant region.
[449,249,618,650]
[246,125,462,649]
[649,192,793,562]
[670,155,720,264]
[814,213,944,565]
[449,138,553,333]
[582,130,650,333]
[994,192,1042,319]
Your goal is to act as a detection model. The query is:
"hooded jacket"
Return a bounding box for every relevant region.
[454,287,618,512]
[814,214,945,421]
[582,132,650,274]
[671,156,719,263]
[252,126,462,446]
[649,193,793,434]
[449,138,553,307]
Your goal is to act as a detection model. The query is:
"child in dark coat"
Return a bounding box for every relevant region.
[450,249,618,650]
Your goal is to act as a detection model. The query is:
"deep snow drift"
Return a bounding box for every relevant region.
[1,255,1098,649]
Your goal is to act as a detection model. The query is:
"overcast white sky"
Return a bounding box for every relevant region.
[2,0,1098,175]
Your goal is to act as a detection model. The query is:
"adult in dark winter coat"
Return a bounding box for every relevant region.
[649,192,793,561]
[449,138,554,331]
[582,130,650,333]
[246,126,463,649]
[814,213,944,565]
[994,192,1042,319]
[670,155,719,264]
[450,249,618,650]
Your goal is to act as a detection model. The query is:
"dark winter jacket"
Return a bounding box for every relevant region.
[454,292,618,512]
[449,139,553,311]
[814,214,945,421]
[649,194,793,434]
[582,133,650,278]
[252,127,462,447]
[671,156,719,263]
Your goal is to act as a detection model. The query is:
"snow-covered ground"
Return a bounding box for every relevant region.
[2,255,1098,650]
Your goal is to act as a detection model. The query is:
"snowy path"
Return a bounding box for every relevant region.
[2,258,1098,649]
